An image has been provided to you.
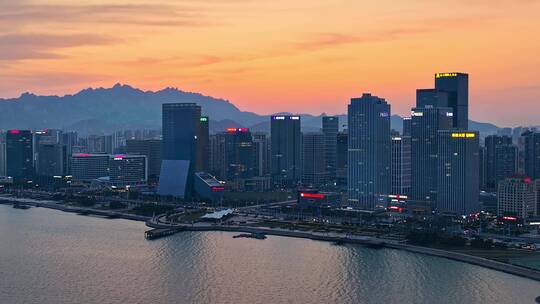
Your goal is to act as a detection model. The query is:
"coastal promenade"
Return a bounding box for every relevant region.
[0,196,150,222]
[146,219,540,282]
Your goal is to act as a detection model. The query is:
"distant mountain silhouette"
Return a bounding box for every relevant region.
[0,83,502,136]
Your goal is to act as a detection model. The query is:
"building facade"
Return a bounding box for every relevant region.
[271,115,302,187]
[347,93,391,209]
[436,131,480,214]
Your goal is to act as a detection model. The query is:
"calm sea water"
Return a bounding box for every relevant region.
[1,204,539,304]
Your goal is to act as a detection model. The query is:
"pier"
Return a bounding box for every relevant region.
[144,227,184,240]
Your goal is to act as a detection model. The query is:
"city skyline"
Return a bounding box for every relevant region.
[1,1,540,126]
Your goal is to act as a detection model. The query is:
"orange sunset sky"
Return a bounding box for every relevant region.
[0,0,539,126]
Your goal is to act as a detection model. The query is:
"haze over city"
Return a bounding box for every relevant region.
[1,0,540,125]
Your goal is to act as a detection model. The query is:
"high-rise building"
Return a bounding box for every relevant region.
[410,107,453,202]
[347,93,391,209]
[336,131,348,187]
[434,72,469,129]
[0,132,6,176]
[34,129,64,178]
[196,116,210,172]
[302,132,326,187]
[322,116,339,184]
[416,89,449,108]
[252,132,269,177]
[271,115,302,187]
[209,133,227,180]
[125,139,162,178]
[484,135,517,190]
[436,131,480,214]
[523,131,540,180]
[402,117,412,137]
[497,177,537,219]
[479,146,487,190]
[223,128,254,180]
[158,103,202,198]
[6,130,33,182]
[391,136,411,196]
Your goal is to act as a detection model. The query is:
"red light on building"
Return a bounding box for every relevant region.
[300,192,325,199]
[8,130,20,134]
[226,128,238,133]
[387,206,405,213]
[523,177,532,184]
[238,128,249,133]
[502,216,518,221]
[211,187,225,192]
[74,153,91,157]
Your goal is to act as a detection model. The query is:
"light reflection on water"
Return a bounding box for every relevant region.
[1,205,539,304]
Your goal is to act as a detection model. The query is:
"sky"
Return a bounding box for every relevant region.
[0,0,539,126]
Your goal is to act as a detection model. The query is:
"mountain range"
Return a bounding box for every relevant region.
[0,83,504,136]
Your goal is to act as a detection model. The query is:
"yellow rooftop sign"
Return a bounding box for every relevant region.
[436,73,458,78]
[451,132,475,138]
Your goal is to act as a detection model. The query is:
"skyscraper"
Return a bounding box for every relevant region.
[434,72,469,129]
[391,135,411,196]
[271,115,302,187]
[523,131,540,180]
[196,116,210,172]
[302,132,326,187]
[223,128,255,180]
[252,132,269,177]
[410,107,453,202]
[484,135,517,190]
[0,131,6,176]
[34,129,64,178]
[322,116,339,184]
[336,131,348,187]
[437,131,480,214]
[347,93,391,209]
[6,130,33,182]
[158,103,202,198]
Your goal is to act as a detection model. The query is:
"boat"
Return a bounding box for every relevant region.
[233,233,267,240]
[13,203,31,210]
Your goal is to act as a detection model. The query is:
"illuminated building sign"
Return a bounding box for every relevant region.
[113,155,125,160]
[200,117,208,122]
[388,194,408,199]
[380,112,389,117]
[392,137,402,141]
[238,128,249,132]
[387,206,405,213]
[451,133,476,138]
[435,73,458,78]
[446,112,453,117]
[8,130,21,134]
[211,187,225,192]
[502,216,518,221]
[74,153,91,157]
[290,116,300,120]
[226,128,237,132]
[226,128,249,133]
[300,192,325,199]
[272,116,285,120]
[411,111,423,117]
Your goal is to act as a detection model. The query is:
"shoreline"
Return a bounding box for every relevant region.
[2,197,540,283]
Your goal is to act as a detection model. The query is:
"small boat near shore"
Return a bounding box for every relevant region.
[233,233,267,240]
[13,203,31,210]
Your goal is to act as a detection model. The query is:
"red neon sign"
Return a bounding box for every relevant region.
[502,216,518,221]
[211,187,225,192]
[226,128,237,132]
[238,128,249,133]
[300,193,325,199]
[74,153,91,157]
[8,130,20,134]
[523,177,532,184]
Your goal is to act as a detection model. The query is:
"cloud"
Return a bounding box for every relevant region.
[0,33,120,61]
[0,3,215,29]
